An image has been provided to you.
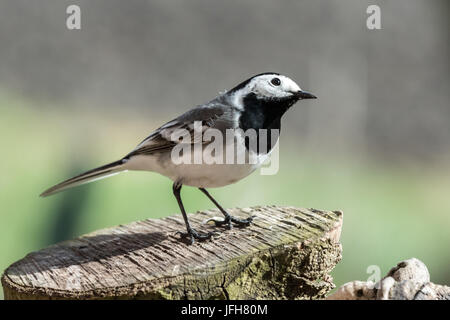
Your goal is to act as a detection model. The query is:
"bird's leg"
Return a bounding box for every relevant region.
[199,188,254,229]
[173,183,216,244]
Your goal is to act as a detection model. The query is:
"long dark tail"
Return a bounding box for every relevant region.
[40,159,127,197]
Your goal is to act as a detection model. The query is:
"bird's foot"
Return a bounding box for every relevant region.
[176,228,218,245]
[206,215,254,229]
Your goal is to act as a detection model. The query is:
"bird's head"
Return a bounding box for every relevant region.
[227,72,316,109]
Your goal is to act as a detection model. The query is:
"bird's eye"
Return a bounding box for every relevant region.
[271,78,281,86]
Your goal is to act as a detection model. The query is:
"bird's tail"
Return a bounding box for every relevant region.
[40,159,127,197]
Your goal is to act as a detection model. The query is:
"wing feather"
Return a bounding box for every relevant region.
[125,103,232,158]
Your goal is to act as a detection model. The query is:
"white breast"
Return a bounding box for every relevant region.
[124,132,271,188]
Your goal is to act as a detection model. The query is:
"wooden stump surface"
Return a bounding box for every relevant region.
[2,205,343,300]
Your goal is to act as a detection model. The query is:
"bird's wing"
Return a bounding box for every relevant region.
[125,102,235,158]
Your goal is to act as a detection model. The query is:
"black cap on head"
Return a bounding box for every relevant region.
[228,72,280,93]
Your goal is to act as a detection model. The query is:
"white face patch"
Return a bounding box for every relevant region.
[250,74,301,98]
[239,74,301,100]
[227,73,303,110]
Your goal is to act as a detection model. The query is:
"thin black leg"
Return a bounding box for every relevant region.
[199,188,254,229]
[173,183,216,244]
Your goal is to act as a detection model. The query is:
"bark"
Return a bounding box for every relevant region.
[2,206,343,300]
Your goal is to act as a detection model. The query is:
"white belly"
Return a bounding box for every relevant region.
[124,144,271,188]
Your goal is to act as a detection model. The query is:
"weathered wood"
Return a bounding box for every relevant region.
[327,258,450,300]
[2,206,343,300]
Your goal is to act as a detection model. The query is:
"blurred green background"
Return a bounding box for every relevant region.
[0,0,449,299]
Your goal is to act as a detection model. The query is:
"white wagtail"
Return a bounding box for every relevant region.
[41,72,316,244]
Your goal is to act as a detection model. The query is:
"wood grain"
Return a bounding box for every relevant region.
[2,206,343,299]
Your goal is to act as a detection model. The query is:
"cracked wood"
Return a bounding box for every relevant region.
[2,205,343,300]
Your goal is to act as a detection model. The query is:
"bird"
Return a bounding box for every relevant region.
[40,72,317,244]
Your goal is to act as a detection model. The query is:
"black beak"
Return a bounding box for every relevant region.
[295,90,317,100]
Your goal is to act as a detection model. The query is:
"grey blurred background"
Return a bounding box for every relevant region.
[0,0,449,298]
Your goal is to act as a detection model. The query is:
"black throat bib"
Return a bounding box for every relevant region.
[238,92,299,154]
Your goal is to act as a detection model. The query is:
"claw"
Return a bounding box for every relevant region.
[175,228,218,244]
[205,215,254,229]
[230,215,254,225]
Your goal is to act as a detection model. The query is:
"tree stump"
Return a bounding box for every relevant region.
[2,206,343,300]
